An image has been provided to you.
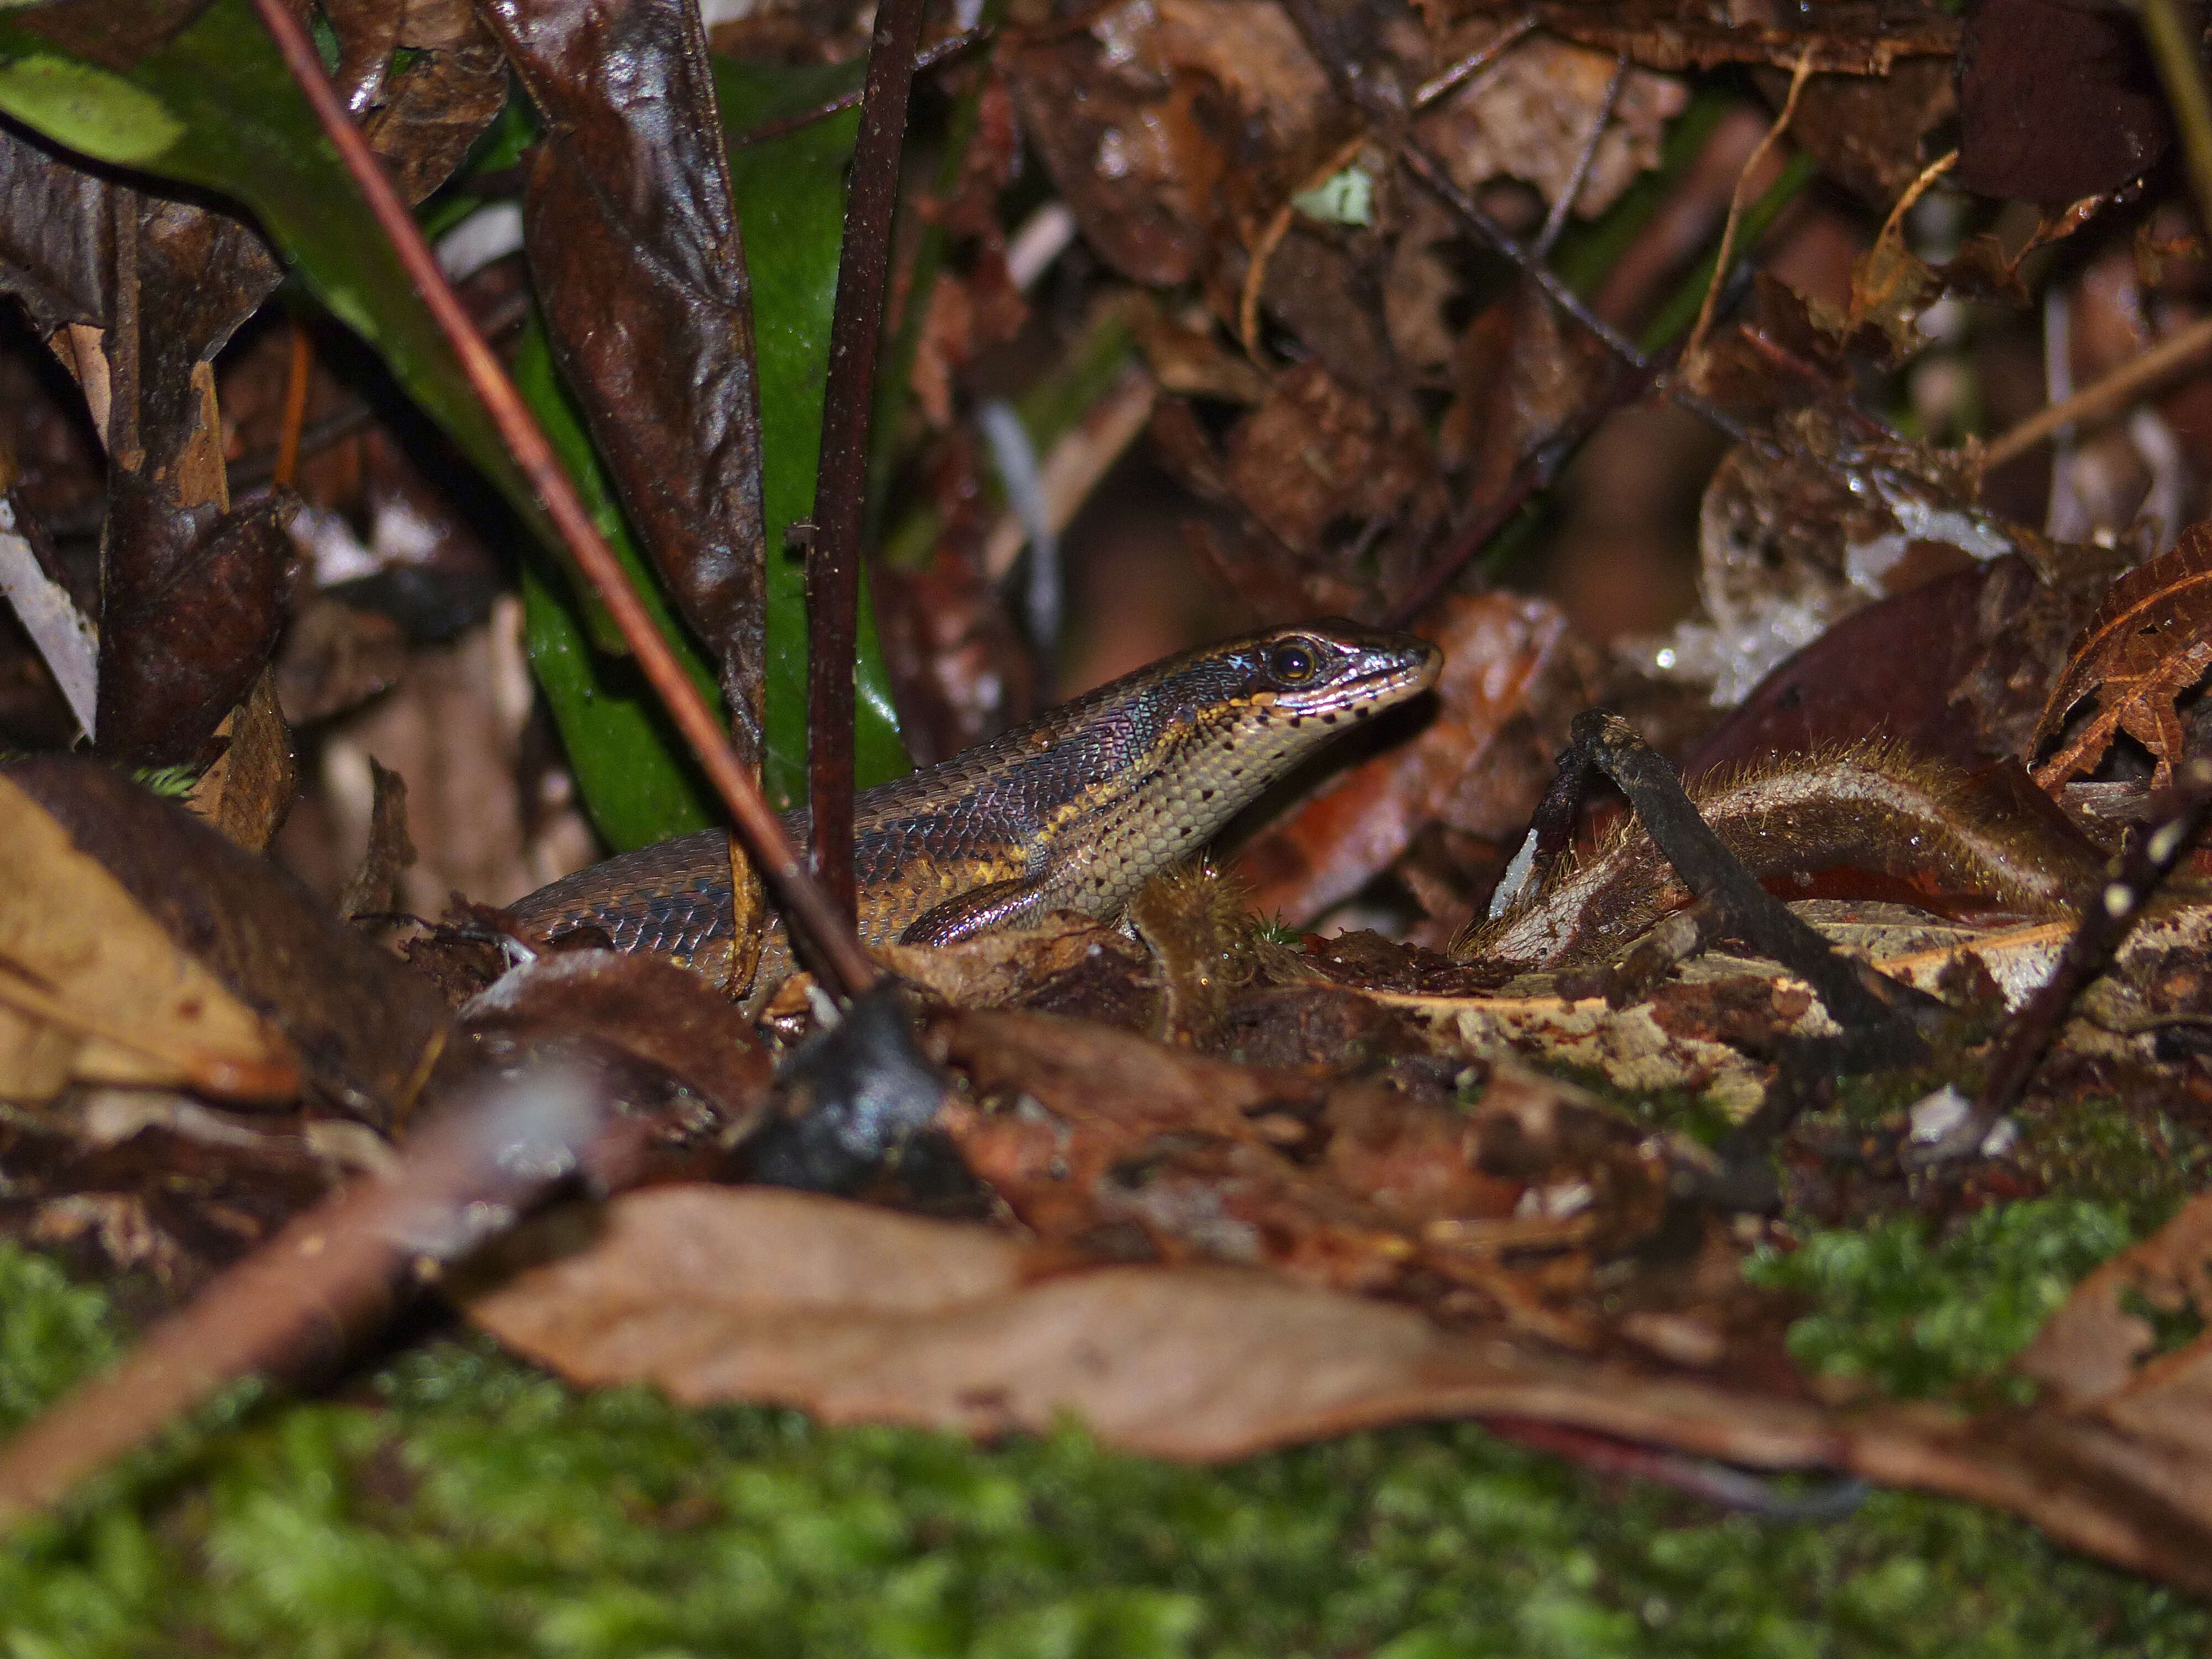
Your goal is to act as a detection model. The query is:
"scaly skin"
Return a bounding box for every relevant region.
[507,620,1442,987]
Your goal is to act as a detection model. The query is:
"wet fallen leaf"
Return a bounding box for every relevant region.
[1954,0,2170,207]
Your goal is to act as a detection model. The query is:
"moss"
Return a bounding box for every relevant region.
[1747,1198,2135,1404]
[2,1241,2205,1656]
[2021,1093,2212,1234]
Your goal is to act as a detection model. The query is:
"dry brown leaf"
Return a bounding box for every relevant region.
[461,1183,2212,1594]
[184,669,296,854]
[1415,29,1685,222]
[336,758,414,922]
[463,1185,1747,1461]
[7,756,448,1125]
[0,771,298,1103]
[2032,523,2212,790]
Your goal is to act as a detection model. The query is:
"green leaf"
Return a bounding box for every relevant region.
[716,55,910,811]
[0,2,913,839]
[0,52,181,161]
[513,316,722,851]
[0,0,622,651]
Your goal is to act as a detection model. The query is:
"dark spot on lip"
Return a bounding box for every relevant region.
[1321,713,1337,724]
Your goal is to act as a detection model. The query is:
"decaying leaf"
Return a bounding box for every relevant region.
[2032,524,2212,790]
[2018,1188,2212,1410]
[1472,745,2096,977]
[335,757,414,921]
[183,668,298,855]
[460,1176,2212,1595]
[484,0,771,756]
[1954,0,2170,207]
[1531,0,1959,76]
[1415,27,1685,222]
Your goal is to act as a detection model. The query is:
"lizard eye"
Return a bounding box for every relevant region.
[1266,638,1320,684]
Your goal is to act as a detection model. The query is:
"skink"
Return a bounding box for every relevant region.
[508,620,1442,987]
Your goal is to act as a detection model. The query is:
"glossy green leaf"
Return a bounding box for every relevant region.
[715,55,910,811]
[514,317,722,851]
[0,0,622,651]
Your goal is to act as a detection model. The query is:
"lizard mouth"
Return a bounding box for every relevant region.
[1337,640,1442,705]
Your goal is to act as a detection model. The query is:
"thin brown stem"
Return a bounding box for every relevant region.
[1985,311,2212,471]
[1397,142,1750,444]
[247,0,880,999]
[1918,756,2212,1167]
[806,0,930,930]
[1412,14,1536,110]
[1682,49,1812,370]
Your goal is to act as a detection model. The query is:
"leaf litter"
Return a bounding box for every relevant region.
[6,0,2212,1631]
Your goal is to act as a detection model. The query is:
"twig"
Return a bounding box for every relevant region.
[247,0,881,1000]
[1875,148,1957,249]
[0,1069,607,1528]
[1910,755,2212,1167]
[1411,14,1537,109]
[273,322,311,491]
[726,29,990,149]
[1241,133,1369,360]
[1563,710,1936,1068]
[1682,48,1813,369]
[1535,54,1627,260]
[2135,0,2212,240]
[807,0,930,932]
[1397,142,1750,444]
[1985,310,2212,471]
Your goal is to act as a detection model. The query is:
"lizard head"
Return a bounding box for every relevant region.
[1231,619,1442,724]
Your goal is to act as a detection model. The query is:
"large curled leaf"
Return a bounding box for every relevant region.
[513,53,911,835]
[0,0,620,650]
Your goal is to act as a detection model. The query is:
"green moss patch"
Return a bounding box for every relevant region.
[3,1239,2205,1657]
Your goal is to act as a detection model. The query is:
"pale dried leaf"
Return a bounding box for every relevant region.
[0,773,297,1103]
